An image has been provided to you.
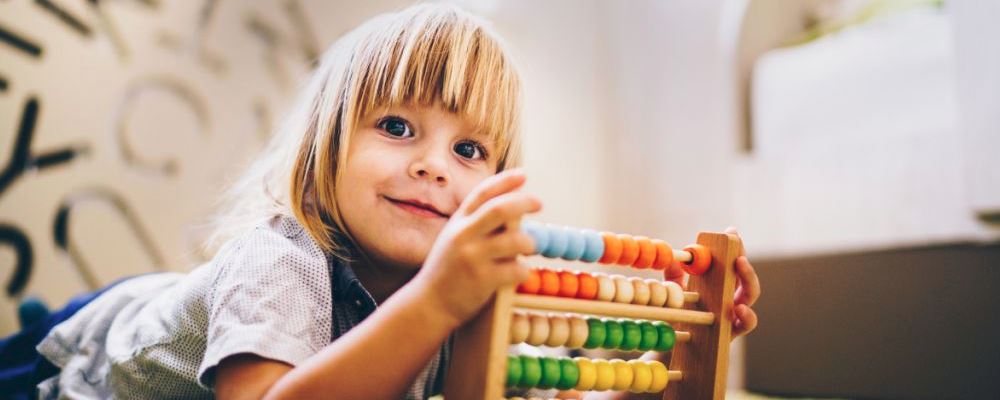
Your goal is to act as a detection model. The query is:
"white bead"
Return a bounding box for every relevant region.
[646,279,667,307]
[566,315,589,348]
[613,275,635,304]
[546,314,570,347]
[510,311,530,343]
[630,277,650,305]
[526,313,550,346]
[664,281,685,308]
[595,273,616,302]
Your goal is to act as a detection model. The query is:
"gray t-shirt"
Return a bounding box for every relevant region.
[36,214,450,399]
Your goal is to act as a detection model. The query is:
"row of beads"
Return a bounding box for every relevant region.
[517,269,687,308]
[507,355,671,393]
[521,221,712,275]
[522,222,605,262]
[510,312,677,352]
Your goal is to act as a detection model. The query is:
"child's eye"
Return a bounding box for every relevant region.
[454,141,487,161]
[377,116,413,138]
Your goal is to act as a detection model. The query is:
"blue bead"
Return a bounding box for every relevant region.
[562,228,586,260]
[580,229,605,262]
[541,223,568,258]
[522,221,549,255]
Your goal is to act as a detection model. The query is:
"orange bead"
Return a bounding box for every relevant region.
[539,269,561,296]
[632,236,655,269]
[558,270,580,298]
[651,239,674,270]
[617,234,640,266]
[577,272,599,300]
[599,232,622,264]
[518,268,541,294]
[681,244,711,275]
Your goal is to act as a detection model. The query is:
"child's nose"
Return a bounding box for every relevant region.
[409,156,449,184]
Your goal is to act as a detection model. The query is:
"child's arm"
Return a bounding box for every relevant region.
[216,170,541,399]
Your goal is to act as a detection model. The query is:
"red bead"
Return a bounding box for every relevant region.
[539,269,561,296]
[599,232,622,264]
[651,240,674,270]
[681,244,711,275]
[558,270,580,298]
[617,235,639,266]
[577,272,599,300]
[633,236,655,269]
[517,269,541,294]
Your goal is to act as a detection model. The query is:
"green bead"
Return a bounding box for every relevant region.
[583,317,606,349]
[638,322,659,351]
[519,356,542,388]
[506,355,522,387]
[620,320,641,351]
[538,357,562,389]
[653,321,676,351]
[556,357,580,390]
[603,319,624,349]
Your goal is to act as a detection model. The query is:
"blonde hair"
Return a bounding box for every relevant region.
[206,3,522,260]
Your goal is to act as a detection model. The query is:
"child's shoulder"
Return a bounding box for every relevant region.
[212,214,329,276]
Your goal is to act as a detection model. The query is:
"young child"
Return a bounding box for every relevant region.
[0,4,759,399]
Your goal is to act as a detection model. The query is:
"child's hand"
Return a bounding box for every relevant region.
[660,227,760,339]
[414,169,541,327]
[725,227,760,338]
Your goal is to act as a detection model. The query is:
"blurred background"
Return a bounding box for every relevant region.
[1,0,998,398]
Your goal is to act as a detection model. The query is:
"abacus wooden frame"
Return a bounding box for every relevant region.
[443,231,742,400]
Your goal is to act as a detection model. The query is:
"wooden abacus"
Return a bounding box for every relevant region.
[443,222,743,400]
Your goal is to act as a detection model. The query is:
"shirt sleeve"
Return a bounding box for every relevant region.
[197,226,332,388]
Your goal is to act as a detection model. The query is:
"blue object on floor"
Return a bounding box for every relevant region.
[17,297,50,329]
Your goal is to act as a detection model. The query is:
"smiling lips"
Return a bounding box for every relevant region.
[385,196,450,218]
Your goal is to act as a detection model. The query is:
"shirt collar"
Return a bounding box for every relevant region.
[328,253,378,316]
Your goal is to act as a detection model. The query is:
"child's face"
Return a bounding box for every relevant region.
[336,104,498,270]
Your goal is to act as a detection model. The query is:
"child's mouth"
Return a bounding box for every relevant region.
[384,196,450,219]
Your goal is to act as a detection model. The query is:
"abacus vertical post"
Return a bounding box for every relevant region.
[664,232,742,400]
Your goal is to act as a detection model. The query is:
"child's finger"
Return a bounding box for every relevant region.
[467,192,542,235]
[664,261,686,289]
[495,259,531,286]
[732,304,758,337]
[455,168,526,216]
[484,230,536,259]
[725,226,747,257]
[734,257,760,307]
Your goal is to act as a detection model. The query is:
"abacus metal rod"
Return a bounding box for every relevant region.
[513,295,715,325]
[669,370,683,381]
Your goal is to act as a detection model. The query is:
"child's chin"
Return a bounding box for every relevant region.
[385,247,430,270]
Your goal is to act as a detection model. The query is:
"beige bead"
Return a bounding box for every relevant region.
[565,315,589,348]
[595,273,616,302]
[526,313,550,346]
[646,279,668,307]
[664,281,685,308]
[545,314,570,347]
[613,275,634,304]
[510,311,530,343]
[630,277,650,305]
